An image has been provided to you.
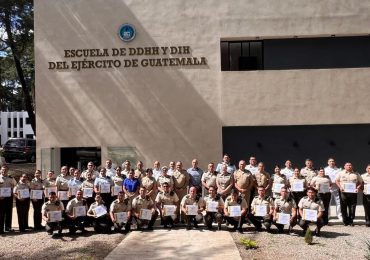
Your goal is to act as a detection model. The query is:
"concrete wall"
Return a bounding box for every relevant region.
[34,0,370,169]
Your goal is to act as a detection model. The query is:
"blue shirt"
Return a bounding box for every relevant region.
[123,178,140,192]
[187,167,204,187]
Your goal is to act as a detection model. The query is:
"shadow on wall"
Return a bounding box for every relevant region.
[36,1,221,165]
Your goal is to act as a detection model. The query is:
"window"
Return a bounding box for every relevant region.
[26,134,33,139]
[26,117,31,125]
[8,118,11,127]
[13,118,17,128]
[20,119,23,128]
[13,132,17,138]
[20,131,23,138]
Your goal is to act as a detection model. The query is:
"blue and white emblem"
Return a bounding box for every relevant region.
[118,23,136,42]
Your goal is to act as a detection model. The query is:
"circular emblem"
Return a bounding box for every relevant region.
[118,23,136,42]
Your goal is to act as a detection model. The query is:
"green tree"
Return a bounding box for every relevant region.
[0,0,35,133]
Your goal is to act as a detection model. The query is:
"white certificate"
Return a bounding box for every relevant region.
[273,183,285,193]
[206,201,218,212]
[0,187,12,197]
[94,205,107,217]
[115,212,128,224]
[100,183,111,193]
[58,191,69,201]
[344,183,356,193]
[139,209,152,220]
[69,186,79,196]
[113,185,122,196]
[48,211,62,222]
[255,205,267,217]
[303,209,318,222]
[44,186,57,196]
[186,205,198,215]
[365,184,370,195]
[163,205,176,216]
[83,187,93,198]
[18,189,30,199]
[228,205,241,217]
[74,206,86,217]
[319,183,330,193]
[292,181,304,192]
[30,190,43,200]
[277,213,291,225]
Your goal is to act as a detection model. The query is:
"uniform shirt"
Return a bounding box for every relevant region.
[132,195,154,214]
[172,170,190,190]
[157,175,173,189]
[167,168,175,176]
[152,168,161,181]
[106,167,116,178]
[362,172,370,184]
[311,175,332,194]
[274,197,296,214]
[134,169,146,179]
[216,172,234,193]
[216,163,236,174]
[112,175,125,187]
[234,169,254,192]
[56,174,72,191]
[254,171,270,188]
[81,170,98,180]
[187,167,204,188]
[67,178,83,189]
[123,178,140,193]
[180,194,205,208]
[43,178,57,188]
[81,179,94,189]
[41,200,64,215]
[335,170,362,189]
[141,176,156,193]
[13,181,30,197]
[201,171,217,188]
[110,198,131,213]
[288,176,307,191]
[0,174,17,197]
[271,174,288,198]
[120,169,130,178]
[298,196,325,212]
[251,195,274,213]
[324,166,341,183]
[300,167,317,185]
[245,165,258,175]
[66,198,87,214]
[281,167,294,180]
[224,195,248,209]
[30,178,43,190]
[155,191,179,206]
[203,195,225,210]
[94,176,113,189]
[87,201,107,217]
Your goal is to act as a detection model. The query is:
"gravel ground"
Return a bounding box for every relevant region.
[0,229,125,259]
[232,224,370,260]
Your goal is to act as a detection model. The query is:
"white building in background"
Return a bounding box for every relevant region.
[0,111,35,145]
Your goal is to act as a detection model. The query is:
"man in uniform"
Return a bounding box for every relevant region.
[324,158,342,221]
[168,161,176,176]
[110,191,132,233]
[152,161,162,180]
[300,159,317,186]
[181,186,205,230]
[224,189,248,233]
[157,166,174,193]
[273,187,297,233]
[134,161,146,180]
[201,162,218,196]
[30,170,44,230]
[13,173,30,232]
[234,160,254,206]
[245,156,259,175]
[362,164,370,227]
[65,190,88,234]
[132,187,158,230]
[42,191,64,236]
[0,165,17,233]
[172,161,190,222]
[203,185,224,230]
[216,164,234,200]
[81,161,98,180]
[94,167,113,207]
[67,169,83,200]
[56,166,72,208]
[298,187,325,236]
[281,160,294,180]
[105,159,115,177]
[249,186,274,232]
[187,159,203,195]
[335,162,363,226]
[121,160,132,178]
[155,182,179,228]
[216,154,236,174]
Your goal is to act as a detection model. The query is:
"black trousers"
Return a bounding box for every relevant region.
[226,212,247,229]
[248,213,272,230]
[339,192,357,224]
[317,192,331,225]
[133,210,158,228]
[299,218,324,231]
[4,195,13,230]
[31,199,44,229]
[204,212,223,228]
[363,194,370,226]
[16,198,30,231]
[274,215,297,232]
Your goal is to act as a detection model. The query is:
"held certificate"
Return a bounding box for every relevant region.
[206,201,218,212]
[94,205,107,217]
[139,209,152,220]
[115,212,128,224]
[186,205,198,215]
[228,206,241,217]
[292,181,304,192]
[83,188,93,198]
[277,213,291,225]
[0,187,11,197]
[30,190,43,200]
[319,183,330,193]
[365,184,370,195]
[48,211,62,222]
[18,189,30,199]
[343,183,356,193]
[44,186,57,197]
[255,205,267,217]
[163,205,176,216]
[100,183,111,193]
[273,183,285,193]
[74,206,86,217]
[58,191,69,201]
[69,186,79,196]
[113,185,122,196]
[303,209,318,222]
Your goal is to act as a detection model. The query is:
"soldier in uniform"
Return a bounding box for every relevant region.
[87,193,112,233]
[253,162,272,197]
[362,164,370,227]
[94,167,113,207]
[110,191,132,233]
[155,182,179,228]
[281,160,294,180]
[245,156,259,175]
[81,172,95,208]
[105,159,115,178]
[43,170,57,203]
[167,161,176,176]
[216,154,236,174]
[203,185,224,230]
[187,159,204,196]
[13,173,30,232]
[81,161,98,180]
[298,187,325,236]
[181,186,205,230]
[335,162,363,226]
[41,191,64,236]
[288,168,308,213]
[30,170,44,230]
[134,161,146,180]
[157,166,174,192]
[140,168,157,202]
[271,165,288,200]
[224,189,248,233]
[311,167,332,225]
[300,159,317,186]
[65,190,88,234]
[249,186,274,232]
[234,160,254,206]
[273,187,297,233]
[172,161,190,222]
[56,166,72,208]
[201,162,218,196]
[132,187,158,230]
[216,164,234,200]
[111,166,125,201]
[0,165,17,233]
[67,169,83,200]
[121,160,132,178]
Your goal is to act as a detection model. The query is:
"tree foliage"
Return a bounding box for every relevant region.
[0,0,35,133]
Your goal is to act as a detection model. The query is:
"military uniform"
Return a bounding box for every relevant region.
[41,199,64,235]
[132,195,158,229]
[30,177,44,230]
[87,201,111,233]
[0,174,16,233]
[180,194,205,229]
[203,194,224,230]
[158,175,173,190]
[362,172,370,226]
[300,167,317,186]
[43,177,57,202]
[56,174,71,208]
[273,196,297,232]
[110,198,132,231]
[81,179,95,208]
[140,176,157,202]
[224,195,248,231]
[216,172,234,200]
[271,174,288,199]
[249,195,274,231]
[298,196,325,234]
[65,198,88,234]
[13,181,30,232]
[134,169,146,180]
[336,170,362,225]
[94,175,113,207]
[81,170,98,180]
[234,169,254,205]
[172,170,190,219]
[155,191,179,228]
[311,175,332,225]
[253,172,271,193]
[201,171,217,196]
[288,175,307,212]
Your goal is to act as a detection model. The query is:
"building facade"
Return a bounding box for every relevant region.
[0,111,35,145]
